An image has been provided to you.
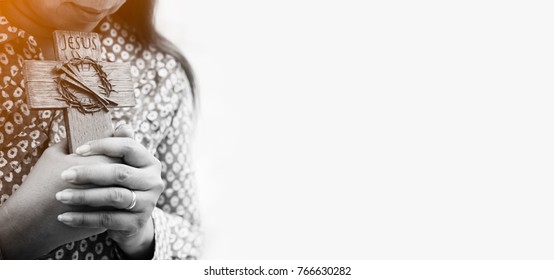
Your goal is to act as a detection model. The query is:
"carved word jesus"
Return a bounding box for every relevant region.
[24,30,135,152]
[58,32,100,52]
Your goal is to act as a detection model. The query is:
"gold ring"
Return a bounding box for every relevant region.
[125,190,137,210]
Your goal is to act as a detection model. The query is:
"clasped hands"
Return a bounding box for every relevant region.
[0,124,163,259]
[56,124,164,258]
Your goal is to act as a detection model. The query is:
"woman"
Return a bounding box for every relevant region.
[0,0,200,259]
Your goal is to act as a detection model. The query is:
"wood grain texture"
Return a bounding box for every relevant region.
[23,30,135,153]
[64,107,113,152]
[24,61,135,109]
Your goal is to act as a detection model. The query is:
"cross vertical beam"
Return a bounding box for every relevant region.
[24,31,135,153]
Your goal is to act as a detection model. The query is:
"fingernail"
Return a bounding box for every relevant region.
[57,214,73,223]
[61,169,77,182]
[56,191,72,203]
[75,144,90,155]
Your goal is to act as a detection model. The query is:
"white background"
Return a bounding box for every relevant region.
[157,0,554,259]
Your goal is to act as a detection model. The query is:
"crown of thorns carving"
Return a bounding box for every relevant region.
[54,56,118,114]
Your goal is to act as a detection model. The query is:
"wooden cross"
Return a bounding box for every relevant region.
[23,31,135,153]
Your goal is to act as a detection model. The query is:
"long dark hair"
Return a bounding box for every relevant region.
[114,0,196,100]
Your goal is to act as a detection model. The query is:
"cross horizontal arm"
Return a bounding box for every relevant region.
[23,61,136,109]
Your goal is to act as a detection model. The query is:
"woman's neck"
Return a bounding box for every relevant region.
[0,1,56,59]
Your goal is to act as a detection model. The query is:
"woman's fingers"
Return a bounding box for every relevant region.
[74,137,156,167]
[61,163,164,192]
[61,163,149,189]
[56,187,140,210]
[58,128,164,251]
[57,211,144,235]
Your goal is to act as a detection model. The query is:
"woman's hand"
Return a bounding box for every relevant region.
[55,125,165,259]
[0,140,119,259]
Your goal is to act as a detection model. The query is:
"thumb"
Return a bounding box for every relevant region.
[113,123,134,138]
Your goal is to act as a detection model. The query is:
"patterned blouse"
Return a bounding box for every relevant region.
[0,14,201,259]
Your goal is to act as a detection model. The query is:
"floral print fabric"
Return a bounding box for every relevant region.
[0,14,200,259]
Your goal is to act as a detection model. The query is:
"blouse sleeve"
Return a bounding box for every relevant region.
[149,66,201,260]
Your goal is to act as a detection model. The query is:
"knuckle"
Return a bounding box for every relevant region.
[122,139,137,154]
[107,188,124,203]
[130,223,140,235]
[152,158,162,171]
[143,195,158,210]
[135,216,147,230]
[125,227,139,237]
[73,215,85,226]
[99,213,112,227]
[73,167,88,181]
[114,165,131,184]
[149,199,158,210]
[74,191,86,204]
[121,218,141,236]
[112,230,133,241]
[152,178,165,192]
